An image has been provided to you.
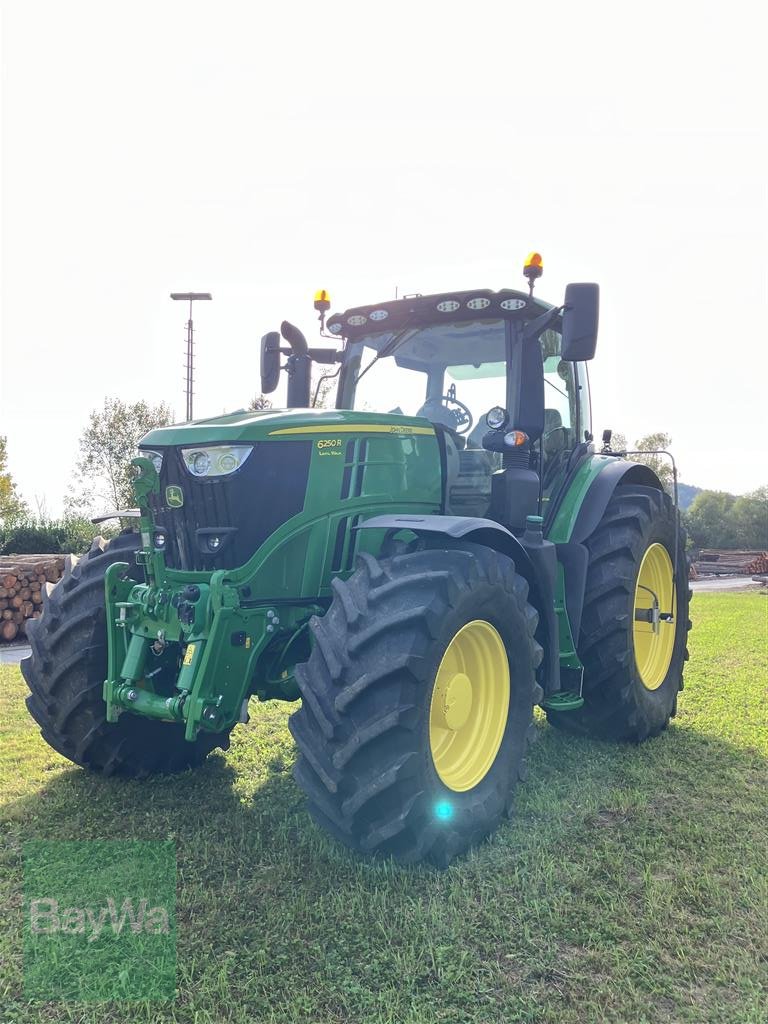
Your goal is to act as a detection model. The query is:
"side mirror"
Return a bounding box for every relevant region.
[562,283,599,361]
[260,332,281,393]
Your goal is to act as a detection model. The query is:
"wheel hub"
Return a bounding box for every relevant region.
[438,672,473,731]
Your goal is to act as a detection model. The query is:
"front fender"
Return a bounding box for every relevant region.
[355,514,560,694]
[356,513,533,570]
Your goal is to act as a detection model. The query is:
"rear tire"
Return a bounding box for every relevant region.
[22,533,232,776]
[546,485,691,742]
[289,543,543,865]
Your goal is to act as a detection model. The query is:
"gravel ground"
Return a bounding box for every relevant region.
[0,644,31,665]
[690,575,766,593]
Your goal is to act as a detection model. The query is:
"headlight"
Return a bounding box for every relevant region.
[485,406,509,430]
[138,449,164,474]
[191,451,211,476]
[182,445,254,477]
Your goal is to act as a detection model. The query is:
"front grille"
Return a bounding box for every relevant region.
[149,441,312,571]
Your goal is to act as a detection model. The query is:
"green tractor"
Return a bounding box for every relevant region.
[22,255,691,865]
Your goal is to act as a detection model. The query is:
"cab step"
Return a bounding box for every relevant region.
[540,691,584,711]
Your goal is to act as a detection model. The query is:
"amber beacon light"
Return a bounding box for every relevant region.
[314,289,332,331]
[523,252,543,280]
[523,252,543,297]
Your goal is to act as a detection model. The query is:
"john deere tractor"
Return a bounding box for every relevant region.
[23,256,691,865]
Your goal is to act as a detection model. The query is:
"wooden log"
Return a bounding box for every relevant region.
[31,591,43,605]
[2,574,17,590]
[21,601,34,617]
[19,587,31,601]
[11,610,23,624]
[10,595,23,610]
[1,621,18,642]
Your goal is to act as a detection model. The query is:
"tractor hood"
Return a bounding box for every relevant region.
[138,407,441,574]
[141,408,436,448]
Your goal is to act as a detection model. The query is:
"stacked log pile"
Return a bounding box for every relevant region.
[693,550,768,577]
[0,555,65,642]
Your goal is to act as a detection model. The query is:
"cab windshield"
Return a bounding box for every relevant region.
[338,319,508,446]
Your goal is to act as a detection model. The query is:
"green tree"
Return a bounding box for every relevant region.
[604,431,675,492]
[731,486,768,549]
[249,394,273,411]
[0,436,28,526]
[311,369,337,409]
[0,514,111,556]
[685,490,738,549]
[629,432,674,491]
[67,398,172,514]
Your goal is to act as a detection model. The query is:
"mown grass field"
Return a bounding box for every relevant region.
[1,592,766,1023]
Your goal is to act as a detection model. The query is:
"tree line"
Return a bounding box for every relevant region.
[685,487,767,551]
[1,412,766,554]
[610,432,767,550]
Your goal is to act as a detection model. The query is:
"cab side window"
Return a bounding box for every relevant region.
[540,330,577,448]
[575,361,592,441]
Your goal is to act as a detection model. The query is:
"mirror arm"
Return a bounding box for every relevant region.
[522,305,563,343]
[307,347,343,364]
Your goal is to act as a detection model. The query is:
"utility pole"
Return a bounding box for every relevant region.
[170,292,212,421]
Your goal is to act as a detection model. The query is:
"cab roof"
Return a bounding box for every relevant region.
[326,288,555,340]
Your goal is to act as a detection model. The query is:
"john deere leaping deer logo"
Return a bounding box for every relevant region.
[165,485,184,508]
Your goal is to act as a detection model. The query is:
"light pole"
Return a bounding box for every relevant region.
[171,292,212,421]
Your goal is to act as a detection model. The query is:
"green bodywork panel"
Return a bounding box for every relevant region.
[546,454,617,544]
[546,453,618,670]
[553,564,581,669]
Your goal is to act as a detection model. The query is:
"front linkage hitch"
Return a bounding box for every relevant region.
[102,458,270,740]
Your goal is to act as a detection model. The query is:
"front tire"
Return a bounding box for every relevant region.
[289,543,543,865]
[547,485,691,742]
[22,533,232,776]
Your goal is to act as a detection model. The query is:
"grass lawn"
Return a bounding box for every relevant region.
[1,592,766,1023]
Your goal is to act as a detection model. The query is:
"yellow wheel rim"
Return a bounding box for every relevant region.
[633,542,676,690]
[428,620,510,792]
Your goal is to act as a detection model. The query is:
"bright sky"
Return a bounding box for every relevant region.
[1,0,766,516]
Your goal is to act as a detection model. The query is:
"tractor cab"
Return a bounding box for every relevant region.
[330,286,597,530]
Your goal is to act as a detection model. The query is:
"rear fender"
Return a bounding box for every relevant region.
[569,460,663,544]
[551,458,664,648]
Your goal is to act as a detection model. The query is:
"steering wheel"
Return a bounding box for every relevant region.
[420,384,474,435]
